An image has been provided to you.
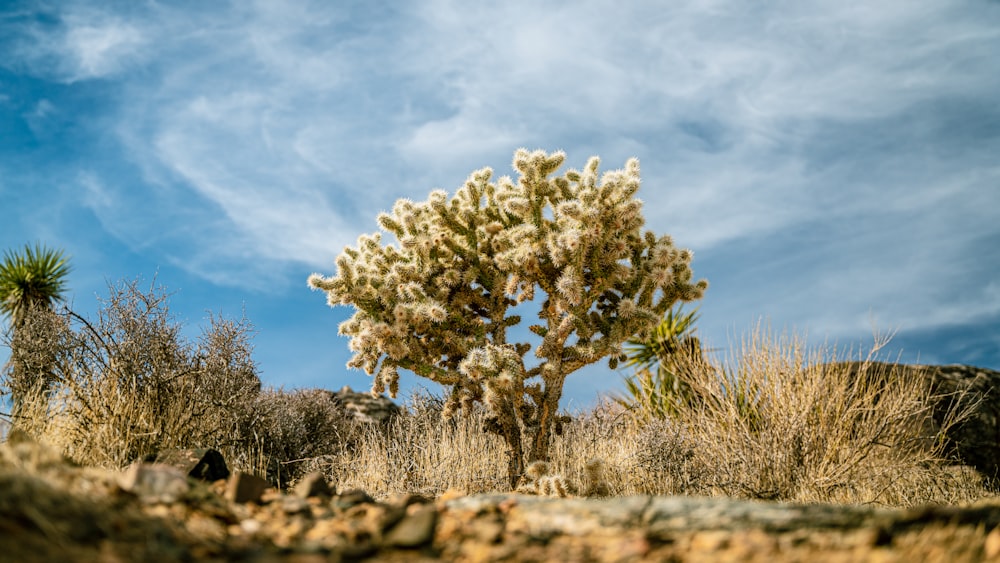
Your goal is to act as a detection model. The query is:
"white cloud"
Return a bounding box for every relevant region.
[3,6,148,82]
[62,19,144,80]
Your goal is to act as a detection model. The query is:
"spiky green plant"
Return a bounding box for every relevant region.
[615,306,702,419]
[0,243,71,328]
[0,243,72,417]
[309,149,708,487]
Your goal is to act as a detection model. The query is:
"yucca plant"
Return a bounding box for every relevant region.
[0,243,72,418]
[0,243,71,327]
[615,305,704,419]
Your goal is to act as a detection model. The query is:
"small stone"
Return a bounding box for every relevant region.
[333,386,401,425]
[471,519,505,544]
[119,462,190,503]
[384,505,438,548]
[184,513,227,543]
[375,504,407,533]
[304,518,349,548]
[985,526,1000,558]
[332,489,375,511]
[388,492,432,508]
[239,519,262,535]
[281,496,312,515]
[147,448,230,482]
[225,472,269,504]
[437,488,466,502]
[294,472,333,499]
[690,530,732,553]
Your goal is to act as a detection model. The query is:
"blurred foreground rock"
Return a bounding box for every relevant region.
[3,432,1000,561]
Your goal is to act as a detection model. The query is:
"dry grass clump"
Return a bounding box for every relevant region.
[625,325,985,506]
[315,395,640,499]
[305,325,989,507]
[238,388,359,488]
[3,278,261,468]
[322,390,511,497]
[3,284,990,508]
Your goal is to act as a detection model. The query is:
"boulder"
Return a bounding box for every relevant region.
[329,385,401,426]
[144,448,230,482]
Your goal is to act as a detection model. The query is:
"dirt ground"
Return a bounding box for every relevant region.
[3,437,1000,562]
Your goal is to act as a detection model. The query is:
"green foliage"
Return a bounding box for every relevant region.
[0,243,71,327]
[616,306,702,419]
[616,306,764,429]
[622,305,700,372]
[309,149,707,487]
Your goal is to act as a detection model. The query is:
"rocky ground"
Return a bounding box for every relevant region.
[4,433,1000,562]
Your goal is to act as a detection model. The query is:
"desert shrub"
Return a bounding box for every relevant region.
[271,354,987,506]
[239,387,359,488]
[627,325,980,506]
[1,305,73,426]
[7,277,261,468]
[330,389,511,497]
[0,243,72,418]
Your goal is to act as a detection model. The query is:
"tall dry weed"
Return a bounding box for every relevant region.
[238,388,359,488]
[630,324,982,506]
[324,390,511,497]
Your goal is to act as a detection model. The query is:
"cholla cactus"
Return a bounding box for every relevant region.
[516,460,573,497]
[309,149,707,488]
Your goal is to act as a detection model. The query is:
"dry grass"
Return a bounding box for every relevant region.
[635,325,985,506]
[300,325,990,507]
[3,298,992,508]
[2,278,263,469]
[239,388,360,488]
[315,392,512,496]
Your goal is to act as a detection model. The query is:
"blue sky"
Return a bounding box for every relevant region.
[1,1,998,409]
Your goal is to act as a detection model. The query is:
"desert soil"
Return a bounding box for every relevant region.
[3,437,1000,562]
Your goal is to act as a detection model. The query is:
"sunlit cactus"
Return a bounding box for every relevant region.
[516,460,573,497]
[309,149,707,488]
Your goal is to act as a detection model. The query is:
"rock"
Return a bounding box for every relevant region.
[332,488,376,511]
[120,463,191,504]
[924,364,1000,482]
[294,472,334,499]
[388,492,433,508]
[280,496,312,515]
[384,504,438,548]
[330,385,401,425]
[6,435,1000,562]
[225,471,269,504]
[145,448,230,482]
